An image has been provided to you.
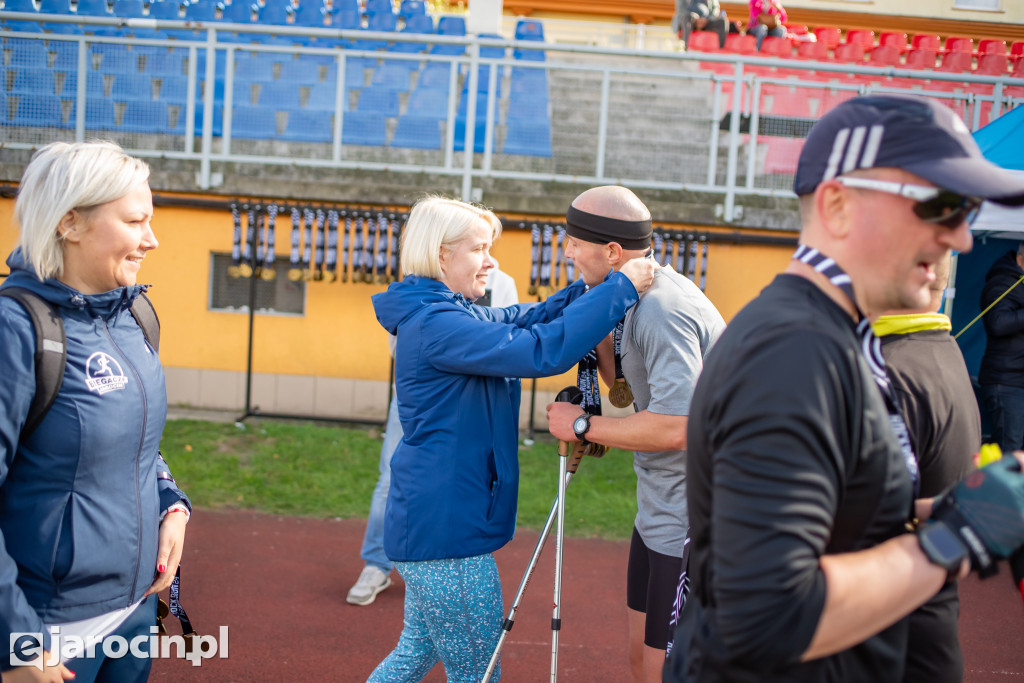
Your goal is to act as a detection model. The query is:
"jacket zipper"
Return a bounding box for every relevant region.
[100,315,148,604]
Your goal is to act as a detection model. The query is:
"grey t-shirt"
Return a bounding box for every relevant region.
[620,265,725,557]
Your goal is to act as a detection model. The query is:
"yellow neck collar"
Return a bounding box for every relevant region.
[872,313,952,337]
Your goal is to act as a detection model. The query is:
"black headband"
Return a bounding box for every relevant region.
[565,205,652,251]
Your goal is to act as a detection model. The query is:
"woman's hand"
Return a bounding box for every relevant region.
[144,510,188,597]
[619,257,658,295]
[2,654,75,682]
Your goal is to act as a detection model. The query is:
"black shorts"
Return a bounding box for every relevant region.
[626,527,684,650]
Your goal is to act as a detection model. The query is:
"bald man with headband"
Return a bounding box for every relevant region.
[547,186,725,683]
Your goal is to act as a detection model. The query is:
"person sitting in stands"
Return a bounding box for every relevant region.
[673,0,729,49]
[748,0,787,50]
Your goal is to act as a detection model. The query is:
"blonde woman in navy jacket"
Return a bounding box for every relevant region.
[0,142,190,683]
[368,196,655,681]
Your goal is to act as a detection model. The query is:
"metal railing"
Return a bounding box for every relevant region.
[2,11,1022,221]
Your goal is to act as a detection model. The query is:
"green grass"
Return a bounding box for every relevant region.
[159,418,638,541]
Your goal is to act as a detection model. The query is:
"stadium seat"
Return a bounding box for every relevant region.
[257,81,301,108]
[68,98,116,128]
[397,0,424,19]
[60,71,108,96]
[795,40,829,61]
[156,74,189,101]
[12,94,64,127]
[724,33,756,55]
[1011,41,1024,60]
[762,136,804,174]
[515,18,544,41]
[405,86,447,119]
[833,42,865,64]
[910,34,941,52]
[355,86,399,116]
[354,11,396,50]
[277,59,322,85]
[96,47,140,74]
[937,50,972,73]
[878,31,907,52]
[11,67,57,95]
[686,30,720,53]
[194,103,223,135]
[365,0,392,14]
[147,0,183,18]
[0,92,7,123]
[760,82,812,117]
[256,2,291,24]
[417,61,454,90]
[506,95,549,122]
[282,108,333,141]
[904,48,938,70]
[39,0,72,13]
[944,36,973,54]
[9,41,48,67]
[341,109,386,145]
[292,1,326,27]
[390,12,432,52]
[2,0,38,12]
[430,15,465,55]
[453,115,484,152]
[112,73,155,99]
[52,44,82,71]
[759,35,791,59]
[220,0,254,23]
[976,53,1009,76]
[844,29,874,50]
[233,55,277,81]
[76,0,113,16]
[812,26,841,52]
[502,118,551,157]
[391,113,440,149]
[306,82,350,110]
[231,103,278,137]
[184,1,218,22]
[456,92,487,119]
[112,0,144,17]
[867,44,900,67]
[977,39,1006,56]
[370,62,411,90]
[144,52,186,76]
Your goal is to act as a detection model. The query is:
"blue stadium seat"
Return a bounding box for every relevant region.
[231,103,277,137]
[68,98,116,128]
[9,40,48,67]
[478,32,505,59]
[11,67,57,95]
[405,86,447,119]
[75,0,113,17]
[112,0,144,16]
[233,54,276,81]
[232,80,257,105]
[369,62,410,90]
[194,102,223,135]
[156,74,189,101]
[146,0,182,19]
[291,0,326,27]
[2,0,38,12]
[60,71,108,97]
[121,100,170,131]
[430,15,465,55]
[341,109,385,145]
[111,72,154,99]
[39,0,72,14]
[11,94,64,127]
[12,21,47,32]
[256,2,290,24]
[257,80,300,108]
[94,45,139,73]
[505,92,549,121]
[397,0,423,19]
[0,92,8,122]
[184,1,217,21]
[355,86,398,116]
[330,0,357,12]
[390,13,431,53]
[514,19,544,41]
[52,45,83,71]
[330,58,371,88]
[277,59,322,85]
[455,91,486,118]
[357,11,396,50]
[364,0,391,15]
[417,61,454,90]
[453,115,483,152]
[220,0,254,23]
[464,64,500,93]
[306,82,345,110]
[391,113,439,149]
[503,118,551,156]
[144,52,186,76]
[282,108,332,141]
[509,66,546,91]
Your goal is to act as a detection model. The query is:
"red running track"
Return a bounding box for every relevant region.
[149,510,1024,682]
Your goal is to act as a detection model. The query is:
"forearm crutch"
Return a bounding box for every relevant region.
[482,387,583,683]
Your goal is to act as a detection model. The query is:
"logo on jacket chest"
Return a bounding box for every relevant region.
[84,352,128,395]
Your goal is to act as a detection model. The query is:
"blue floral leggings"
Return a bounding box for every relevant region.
[367,553,504,682]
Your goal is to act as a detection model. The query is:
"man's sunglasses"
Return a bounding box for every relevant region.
[834,176,983,229]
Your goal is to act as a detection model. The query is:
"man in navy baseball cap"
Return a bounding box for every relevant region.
[665,94,1024,683]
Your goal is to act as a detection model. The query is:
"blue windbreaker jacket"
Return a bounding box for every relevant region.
[372,272,639,562]
[0,250,190,656]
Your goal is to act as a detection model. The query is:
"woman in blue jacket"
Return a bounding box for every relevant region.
[0,141,190,683]
[367,196,655,682]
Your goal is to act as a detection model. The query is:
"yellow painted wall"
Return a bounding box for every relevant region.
[781,0,1024,24]
[0,194,794,394]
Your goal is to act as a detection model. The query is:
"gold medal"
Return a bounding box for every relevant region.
[237,263,252,278]
[227,265,240,278]
[608,378,634,409]
[261,267,276,281]
[287,268,303,282]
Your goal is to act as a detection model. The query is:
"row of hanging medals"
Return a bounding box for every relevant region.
[525,223,711,296]
[227,203,405,283]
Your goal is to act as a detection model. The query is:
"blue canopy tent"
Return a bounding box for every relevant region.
[949,104,1024,409]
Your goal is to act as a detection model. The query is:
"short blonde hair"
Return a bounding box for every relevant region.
[400,196,502,279]
[15,141,150,280]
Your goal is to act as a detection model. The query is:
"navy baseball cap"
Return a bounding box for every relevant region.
[794,94,1024,206]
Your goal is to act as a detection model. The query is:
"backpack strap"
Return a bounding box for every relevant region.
[0,287,66,439]
[131,291,160,353]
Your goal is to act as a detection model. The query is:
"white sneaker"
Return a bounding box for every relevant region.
[346,565,392,605]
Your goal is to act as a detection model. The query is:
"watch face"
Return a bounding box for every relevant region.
[573,416,589,435]
[919,523,968,570]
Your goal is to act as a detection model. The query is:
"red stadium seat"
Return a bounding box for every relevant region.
[878,31,908,52]
[796,40,829,61]
[760,35,793,58]
[762,136,804,175]
[760,83,813,117]
[787,24,809,36]
[834,42,865,64]
[977,39,1007,56]
[944,36,974,54]
[937,50,973,73]
[867,45,901,67]
[1012,56,1024,78]
[1011,41,1024,58]
[687,30,721,52]
[911,34,941,51]
[905,48,938,70]
[976,53,1009,76]
[845,29,875,49]
[725,33,757,55]
[812,26,842,51]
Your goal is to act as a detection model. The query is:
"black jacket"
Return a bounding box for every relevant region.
[980,250,1024,388]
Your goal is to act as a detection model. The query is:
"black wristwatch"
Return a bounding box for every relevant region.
[572,413,592,442]
[917,522,969,581]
